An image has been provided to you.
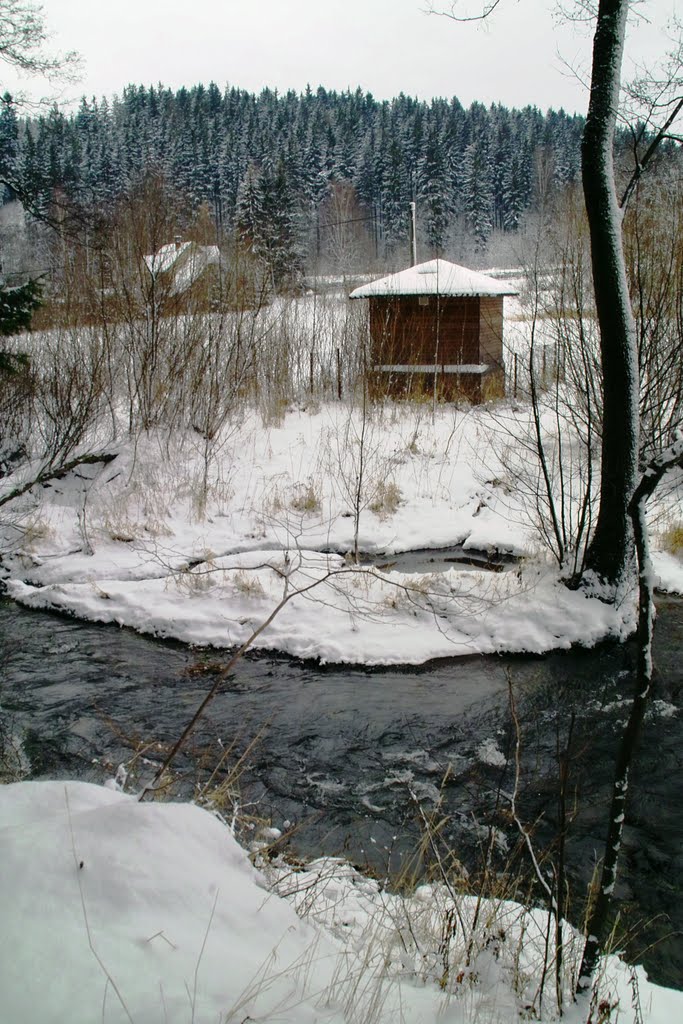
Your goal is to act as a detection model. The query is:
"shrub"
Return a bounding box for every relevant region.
[290,480,321,514]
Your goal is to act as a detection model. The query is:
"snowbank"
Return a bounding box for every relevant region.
[2,780,680,1023]
[7,555,636,665]
[0,403,680,664]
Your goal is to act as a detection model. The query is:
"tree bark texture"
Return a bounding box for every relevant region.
[578,436,683,991]
[581,0,640,589]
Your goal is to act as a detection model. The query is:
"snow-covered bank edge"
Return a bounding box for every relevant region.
[2,779,681,1024]
[6,553,640,665]
[1,403,681,665]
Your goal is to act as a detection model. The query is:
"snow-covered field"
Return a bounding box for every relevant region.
[2,779,681,1024]
[2,390,683,1023]
[2,401,682,664]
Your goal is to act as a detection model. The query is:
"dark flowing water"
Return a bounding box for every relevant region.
[1,596,682,988]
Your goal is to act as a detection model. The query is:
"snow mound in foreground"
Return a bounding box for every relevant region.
[1,781,341,1023]
[1,780,681,1023]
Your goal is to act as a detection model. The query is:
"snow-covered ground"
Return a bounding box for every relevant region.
[1,402,681,663]
[2,779,681,1024]
[2,390,683,1022]
[2,401,682,664]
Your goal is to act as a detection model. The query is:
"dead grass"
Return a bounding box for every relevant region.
[290,480,321,514]
[369,480,403,518]
[661,522,683,556]
[233,569,266,598]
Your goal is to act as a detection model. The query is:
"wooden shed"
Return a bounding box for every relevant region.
[350,259,517,402]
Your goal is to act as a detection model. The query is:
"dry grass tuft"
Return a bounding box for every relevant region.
[661,522,683,556]
[290,480,321,514]
[369,480,403,518]
[233,569,266,599]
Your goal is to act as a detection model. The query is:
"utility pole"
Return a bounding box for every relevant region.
[409,201,417,266]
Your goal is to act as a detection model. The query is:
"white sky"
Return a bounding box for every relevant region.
[3,0,679,115]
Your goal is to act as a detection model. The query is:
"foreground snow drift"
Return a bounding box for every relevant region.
[1,781,681,1024]
[0,781,347,1024]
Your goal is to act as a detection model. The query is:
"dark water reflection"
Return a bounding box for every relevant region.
[1,596,681,988]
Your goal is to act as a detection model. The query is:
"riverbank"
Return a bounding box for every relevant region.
[2,403,682,664]
[2,777,682,1024]
[2,595,683,993]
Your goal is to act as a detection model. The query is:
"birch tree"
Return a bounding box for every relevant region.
[434,0,683,1000]
[435,0,681,590]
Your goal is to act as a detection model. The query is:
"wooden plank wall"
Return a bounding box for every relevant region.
[370,296,483,365]
[367,294,506,402]
[478,297,504,369]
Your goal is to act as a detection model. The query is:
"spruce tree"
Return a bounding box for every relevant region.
[0,278,41,375]
[4,83,589,274]
[461,139,494,251]
[0,92,19,200]
[420,122,452,255]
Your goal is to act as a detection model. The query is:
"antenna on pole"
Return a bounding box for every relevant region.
[409,202,417,266]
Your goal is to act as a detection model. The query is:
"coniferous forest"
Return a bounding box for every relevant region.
[0,84,586,279]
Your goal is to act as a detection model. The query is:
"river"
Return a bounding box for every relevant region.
[1,595,681,989]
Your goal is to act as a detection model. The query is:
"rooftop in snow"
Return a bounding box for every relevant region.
[143,240,221,294]
[143,241,193,277]
[349,259,518,299]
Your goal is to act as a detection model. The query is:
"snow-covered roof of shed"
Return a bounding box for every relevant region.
[143,241,221,292]
[349,259,518,299]
[143,241,192,277]
[171,244,220,294]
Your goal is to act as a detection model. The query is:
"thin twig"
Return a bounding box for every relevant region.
[191,889,219,1024]
[64,786,135,1024]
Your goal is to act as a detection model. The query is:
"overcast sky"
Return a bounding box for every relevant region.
[3,0,679,114]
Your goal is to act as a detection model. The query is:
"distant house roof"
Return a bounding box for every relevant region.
[143,241,221,295]
[143,241,191,277]
[349,259,518,299]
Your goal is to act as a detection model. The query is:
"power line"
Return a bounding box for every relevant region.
[316,212,377,232]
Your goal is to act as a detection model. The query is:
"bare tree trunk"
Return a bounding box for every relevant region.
[580,0,639,589]
[577,436,683,993]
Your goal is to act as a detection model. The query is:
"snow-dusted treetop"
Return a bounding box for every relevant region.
[349,259,518,299]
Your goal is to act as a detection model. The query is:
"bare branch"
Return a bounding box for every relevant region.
[424,0,505,24]
[578,432,683,990]
[0,0,81,83]
[620,96,683,208]
[0,451,117,510]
